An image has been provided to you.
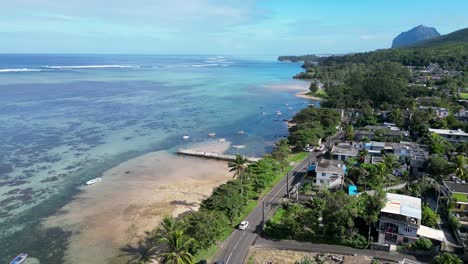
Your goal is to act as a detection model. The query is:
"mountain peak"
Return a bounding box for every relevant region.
[392,25,440,48]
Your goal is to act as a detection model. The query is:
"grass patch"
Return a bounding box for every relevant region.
[460,92,468,100]
[288,151,308,162]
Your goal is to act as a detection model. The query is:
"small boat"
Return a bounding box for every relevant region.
[9,253,28,264]
[218,138,226,142]
[182,135,190,140]
[276,112,282,115]
[287,107,293,110]
[232,145,246,149]
[208,133,216,137]
[237,130,245,134]
[86,178,102,185]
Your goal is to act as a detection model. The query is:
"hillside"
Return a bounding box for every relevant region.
[392,25,440,48]
[406,27,468,48]
[320,27,468,70]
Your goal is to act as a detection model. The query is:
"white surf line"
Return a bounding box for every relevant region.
[226,231,247,264]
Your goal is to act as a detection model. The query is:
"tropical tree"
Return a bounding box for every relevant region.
[375,163,391,185]
[358,189,386,242]
[390,108,404,127]
[358,149,368,163]
[383,154,400,174]
[158,229,194,264]
[156,217,194,264]
[345,125,354,140]
[428,133,449,155]
[453,155,467,180]
[432,252,463,264]
[228,154,248,195]
[271,139,291,171]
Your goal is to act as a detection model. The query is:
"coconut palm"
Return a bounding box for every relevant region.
[376,163,391,185]
[383,154,400,174]
[358,149,368,163]
[390,108,403,127]
[228,154,248,195]
[158,229,194,264]
[454,155,467,180]
[271,139,291,171]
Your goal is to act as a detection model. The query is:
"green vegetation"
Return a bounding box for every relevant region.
[288,107,341,149]
[409,238,433,250]
[278,55,320,62]
[421,204,440,228]
[432,252,463,264]
[263,189,385,248]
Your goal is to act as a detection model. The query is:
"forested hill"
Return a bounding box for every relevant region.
[405,27,468,48]
[320,27,468,70]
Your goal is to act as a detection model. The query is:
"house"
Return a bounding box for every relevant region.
[419,106,449,119]
[314,159,345,188]
[441,180,468,213]
[428,128,468,143]
[364,141,385,156]
[378,193,445,246]
[331,142,359,161]
[356,125,409,142]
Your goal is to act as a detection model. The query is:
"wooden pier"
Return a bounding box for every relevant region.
[176,149,261,162]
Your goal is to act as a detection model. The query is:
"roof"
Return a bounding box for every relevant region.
[443,181,468,194]
[371,141,385,148]
[315,159,344,175]
[429,128,468,137]
[417,225,445,242]
[331,143,359,156]
[381,193,421,219]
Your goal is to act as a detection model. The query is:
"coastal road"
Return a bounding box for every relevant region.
[213,150,321,264]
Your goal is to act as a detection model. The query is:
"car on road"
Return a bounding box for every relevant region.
[238,221,249,230]
[314,144,325,151]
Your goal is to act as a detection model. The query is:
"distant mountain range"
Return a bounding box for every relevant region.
[392,25,440,48]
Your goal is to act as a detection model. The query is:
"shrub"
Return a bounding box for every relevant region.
[412,238,433,250]
[342,234,368,249]
[449,215,461,231]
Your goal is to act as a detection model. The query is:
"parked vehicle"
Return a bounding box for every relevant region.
[238,221,249,230]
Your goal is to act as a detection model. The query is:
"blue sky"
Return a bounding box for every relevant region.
[1,0,467,54]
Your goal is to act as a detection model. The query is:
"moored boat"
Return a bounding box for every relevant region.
[208,133,216,137]
[237,130,245,134]
[182,135,190,140]
[86,178,102,185]
[9,253,28,264]
[218,138,226,142]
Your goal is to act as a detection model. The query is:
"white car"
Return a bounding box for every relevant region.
[238,221,249,230]
[314,144,325,151]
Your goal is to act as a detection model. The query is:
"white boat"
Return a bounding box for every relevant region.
[86,178,102,185]
[237,130,245,134]
[208,133,216,137]
[10,253,28,264]
[218,138,226,142]
[287,107,293,110]
[182,135,190,140]
[232,145,246,149]
[276,112,282,115]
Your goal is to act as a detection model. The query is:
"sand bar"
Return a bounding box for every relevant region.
[43,141,233,264]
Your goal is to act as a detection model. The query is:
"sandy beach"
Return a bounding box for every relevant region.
[264,80,311,92]
[43,141,234,264]
[295,90,324,101]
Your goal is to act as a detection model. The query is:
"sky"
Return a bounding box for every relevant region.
[1,0,467,55]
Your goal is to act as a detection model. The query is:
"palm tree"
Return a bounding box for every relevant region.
[383,154,400,175]
[157,217,194,264]
[454,155,467,180]
[390,108,403,127]
[228,154,248,195]
[159,229,194,264]
[358,149,368,163]
[376,163,391,185]
[271,139,291,171]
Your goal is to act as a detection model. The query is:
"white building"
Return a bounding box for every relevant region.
[331,142,359,161]
[428,128,468,143]
[314,159,345,188]
[378,193,445,245]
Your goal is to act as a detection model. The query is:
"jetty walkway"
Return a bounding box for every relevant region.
[176,149,261,162]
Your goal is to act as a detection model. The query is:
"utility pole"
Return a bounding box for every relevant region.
[286,172,290,198]
[262,201,265,229]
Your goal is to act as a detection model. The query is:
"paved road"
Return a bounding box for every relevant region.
[213,151,320,264]
[253,237,430,263]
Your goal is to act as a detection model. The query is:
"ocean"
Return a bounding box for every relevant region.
[0,54,316,262]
